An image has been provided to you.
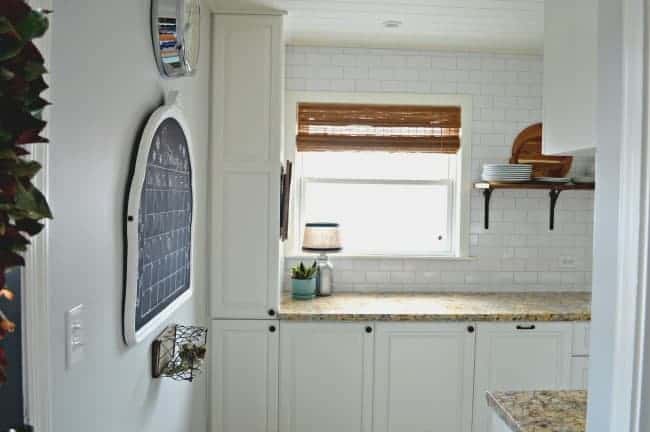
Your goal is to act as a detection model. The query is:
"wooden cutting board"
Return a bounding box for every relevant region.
[510,123,572,178]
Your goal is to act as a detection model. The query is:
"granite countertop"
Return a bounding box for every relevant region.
[486,390,587,432]
[279,292,591,321]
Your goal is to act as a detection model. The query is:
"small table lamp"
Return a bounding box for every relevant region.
[302,223,342,296]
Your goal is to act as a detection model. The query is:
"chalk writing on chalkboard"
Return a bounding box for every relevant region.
[124,96,195,346]
[135,118,193,330]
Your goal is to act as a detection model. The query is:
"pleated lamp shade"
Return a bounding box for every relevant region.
[302,223,342,252]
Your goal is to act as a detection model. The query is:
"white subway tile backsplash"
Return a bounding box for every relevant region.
[332,54,357,66]
[305,53,332,65]
[344,66,369,80]
[381,55,407,67]
[330,79,355,92]
[390,271,416,283]
[430,55,457,70]
[481,56,506,71]
[407,55,431,68]
[284,46,594,293]
[355,80,381,92]
[366,271,390,283]
[457,54,482,70]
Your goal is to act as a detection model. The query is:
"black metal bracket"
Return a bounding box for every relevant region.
[549,189,562,231]
[482,188,493,229]
[480,186,563,231]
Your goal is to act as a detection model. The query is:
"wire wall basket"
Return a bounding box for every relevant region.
[152,324,208,382]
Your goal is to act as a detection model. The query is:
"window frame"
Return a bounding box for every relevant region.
[285,91,473,259]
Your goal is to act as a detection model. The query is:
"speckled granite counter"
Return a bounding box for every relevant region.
[279,292,591,321]
[486,390,587,432]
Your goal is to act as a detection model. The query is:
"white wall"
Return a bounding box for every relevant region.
[48,1,210,431]
[285,46,594,293]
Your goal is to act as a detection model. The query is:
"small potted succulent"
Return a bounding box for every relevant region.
[291,261,318,300]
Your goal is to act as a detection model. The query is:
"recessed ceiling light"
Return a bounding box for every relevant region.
[382,20,402,29]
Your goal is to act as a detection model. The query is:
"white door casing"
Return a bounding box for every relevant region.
[22,0,52,430]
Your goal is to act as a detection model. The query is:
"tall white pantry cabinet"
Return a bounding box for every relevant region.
[210,13,284,320]
[209,12,285,432]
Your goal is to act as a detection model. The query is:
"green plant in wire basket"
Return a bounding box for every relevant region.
[166,343,207,377]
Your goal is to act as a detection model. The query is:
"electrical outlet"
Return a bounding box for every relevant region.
[66,304,85,368]
[559,256,577,269]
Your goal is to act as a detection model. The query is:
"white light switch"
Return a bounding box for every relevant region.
[66,304,85,368]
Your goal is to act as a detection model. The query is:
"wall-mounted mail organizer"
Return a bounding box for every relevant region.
[152,324,208,382]
[474,181,595,231]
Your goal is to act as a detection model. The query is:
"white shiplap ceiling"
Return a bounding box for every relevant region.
[209,0,544,54]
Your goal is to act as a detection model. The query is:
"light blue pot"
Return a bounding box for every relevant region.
[292,278,316,300]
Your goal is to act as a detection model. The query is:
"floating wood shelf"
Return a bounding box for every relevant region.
[473,181,595,230]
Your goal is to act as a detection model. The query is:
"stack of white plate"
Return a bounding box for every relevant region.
[482,164,532,182]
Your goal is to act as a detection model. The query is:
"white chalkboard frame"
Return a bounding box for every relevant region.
[124,92,195,346]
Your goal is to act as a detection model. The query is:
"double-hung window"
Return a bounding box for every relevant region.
[288,93,470,257]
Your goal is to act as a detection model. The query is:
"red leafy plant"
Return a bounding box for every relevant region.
[0,0,52,385]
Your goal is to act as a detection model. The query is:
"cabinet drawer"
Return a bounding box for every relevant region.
[572,322,590,356]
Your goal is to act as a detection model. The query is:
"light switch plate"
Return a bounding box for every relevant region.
[66,304,85,368]
[560,255,577,269]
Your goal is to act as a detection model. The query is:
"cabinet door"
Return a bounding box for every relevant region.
[373,323,475,432]
[572,322,590,356]
[211,320,279,432]
[491,413,513,432]
[570,356,589,390]
[279,322,374,432]
[543,0,597,153]
[473,322,572,432]
[210,14,284,319]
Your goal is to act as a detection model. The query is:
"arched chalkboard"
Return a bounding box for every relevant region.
[124,93,195,345]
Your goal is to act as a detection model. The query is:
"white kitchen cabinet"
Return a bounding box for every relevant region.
[473,322,572,432]
[543,0,598,154]
[210,14,285,318]
[210,320,279,432]
[570,356,590,390]
[279,322,374,432]
[572,322,590,356]
[491,413,512,432]
[373,323,476,432]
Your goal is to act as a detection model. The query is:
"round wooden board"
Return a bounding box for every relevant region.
[509,123,573,178]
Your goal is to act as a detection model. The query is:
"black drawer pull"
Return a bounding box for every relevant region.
[365,326,373,333]
[467,325,475,333]
[269,325,276,333]
[516,324,536,330]
[268,309,276,317]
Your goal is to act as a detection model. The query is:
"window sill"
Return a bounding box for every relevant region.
[285,254,476,261]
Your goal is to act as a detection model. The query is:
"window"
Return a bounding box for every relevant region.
[288,93,471,257]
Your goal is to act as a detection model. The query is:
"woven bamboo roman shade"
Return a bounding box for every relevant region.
[296,103,461,153]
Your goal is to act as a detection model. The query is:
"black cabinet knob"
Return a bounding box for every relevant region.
[467,325,475,333]
[268,309,275,317]
[365,326,373,333]
[269,325,276,333]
